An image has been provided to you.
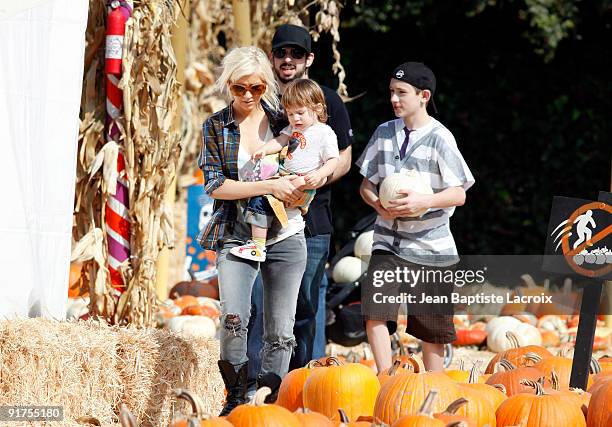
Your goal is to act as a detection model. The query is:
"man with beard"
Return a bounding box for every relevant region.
[246,24,353,397]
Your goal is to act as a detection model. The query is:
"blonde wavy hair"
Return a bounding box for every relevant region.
[282,79,328,122]
[214,46,280,112]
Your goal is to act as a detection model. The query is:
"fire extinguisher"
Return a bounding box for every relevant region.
[105,1,127,75]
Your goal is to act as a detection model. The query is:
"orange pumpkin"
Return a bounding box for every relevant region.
[337,409,383,426]
[586,376,612,427]
[302,357,380,422]
[227,387,301,426]
[444,360,470,383]
[485,359,545,396]
[525,350,597,390]
[390,389,445,427]
[378,360,415,386]
[182,304,220,318]
[293,408,333,426]
[276,361,323,412]
[496,380,586,427]
[68,262,88,298]
[374,356,461,424]
[484,331,552,374]
[433,399,476,427]
[459,363,507,412]
[173,295,200,310]
[544,371,591,416]
[171,389,233,427]
[452,329,487,347]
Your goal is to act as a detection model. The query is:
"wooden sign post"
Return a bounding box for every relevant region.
[542,195,612,390]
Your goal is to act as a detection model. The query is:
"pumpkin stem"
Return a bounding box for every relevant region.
[417,389,439,417]
[394,332,408,356]
[306,359,325,368]
[523,352,543,365]
[497,359,517,372]
[251,387,272,406]
[521,274,538,288]
[467,360,481,384]
[325,356,343,366]
[492,383,507,394]
[519,379,547,395]
[338,408,350,423]
[550,369,560,390]
[409,354,426,373]
[387,359,402,376]
[173,388,206,419]
[589,357,601,374]
[443,397,469,415]
[505,331,521,349]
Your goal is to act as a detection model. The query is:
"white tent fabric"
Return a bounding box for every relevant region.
[0,0,89,319]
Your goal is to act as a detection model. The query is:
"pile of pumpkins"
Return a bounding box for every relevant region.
[155,278,221,339]
[170,347,612,426]
[449,313,611,353]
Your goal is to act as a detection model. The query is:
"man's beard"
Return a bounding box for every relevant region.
[275,66,308,84]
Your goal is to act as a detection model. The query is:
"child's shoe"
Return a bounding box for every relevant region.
[230,241,266,262]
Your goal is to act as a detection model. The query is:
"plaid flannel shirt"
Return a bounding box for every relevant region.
[197,103,284,250]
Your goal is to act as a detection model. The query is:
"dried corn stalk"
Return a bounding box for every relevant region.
[113,2,181,326]
[74,0,180,326]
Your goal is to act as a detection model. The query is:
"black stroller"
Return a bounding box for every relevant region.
[324,212,453,368]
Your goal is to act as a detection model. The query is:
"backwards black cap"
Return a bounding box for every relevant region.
[392,62,438,114]
[272,24,312,53]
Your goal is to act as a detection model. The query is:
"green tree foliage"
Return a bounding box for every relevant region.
[309,0,611,255]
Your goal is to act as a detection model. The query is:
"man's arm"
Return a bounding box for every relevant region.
[328,146,352,184]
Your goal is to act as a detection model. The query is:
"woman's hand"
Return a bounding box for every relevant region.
[386,189,431,217]
[270,175,304,204]
[251,148,266,160]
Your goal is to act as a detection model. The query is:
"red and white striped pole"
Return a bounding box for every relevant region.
[104,0,132,291]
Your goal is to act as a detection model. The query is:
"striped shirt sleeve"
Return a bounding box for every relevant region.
[356,126,382,185]
[434,129,475,191]
[199,117,226,195]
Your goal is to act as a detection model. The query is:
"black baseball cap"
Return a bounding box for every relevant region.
[392,62,438,114]
[272,24,312,53]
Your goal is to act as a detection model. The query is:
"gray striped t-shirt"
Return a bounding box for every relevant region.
[356,118,475,266]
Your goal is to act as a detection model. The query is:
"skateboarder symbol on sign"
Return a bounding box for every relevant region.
[573,210,596,250]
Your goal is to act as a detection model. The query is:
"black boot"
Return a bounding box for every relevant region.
[256,372,282,403]
[218,360,248,416]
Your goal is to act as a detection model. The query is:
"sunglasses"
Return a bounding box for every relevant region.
[229,83,267,97]
[272,47,307,60]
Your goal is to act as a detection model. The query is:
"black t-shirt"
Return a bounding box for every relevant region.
[278,84,353,236]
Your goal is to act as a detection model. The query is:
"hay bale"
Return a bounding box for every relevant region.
[0,318,222,426]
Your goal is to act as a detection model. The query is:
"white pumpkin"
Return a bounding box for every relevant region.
[378,171,433,216]
[486,316,542,352]
[167,315,217,339]
[332,256,367,283]
[354,230,374,258]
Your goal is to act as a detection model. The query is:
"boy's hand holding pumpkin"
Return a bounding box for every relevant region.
[387,189,431,217]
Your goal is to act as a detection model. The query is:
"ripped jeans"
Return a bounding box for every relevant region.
[216,231,307,379]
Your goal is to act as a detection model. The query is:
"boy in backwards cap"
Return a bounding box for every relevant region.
[356,62,475,372]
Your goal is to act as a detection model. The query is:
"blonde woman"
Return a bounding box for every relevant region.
[197,46,307,415]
